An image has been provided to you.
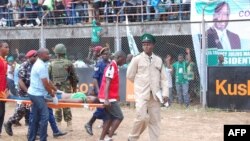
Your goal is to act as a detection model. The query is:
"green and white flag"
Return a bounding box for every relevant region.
[126,15,139,56]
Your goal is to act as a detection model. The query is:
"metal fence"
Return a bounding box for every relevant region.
[0,2,190,27]
[4,20,202,105]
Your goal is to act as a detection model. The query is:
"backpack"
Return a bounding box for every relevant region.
[50,59,71,85]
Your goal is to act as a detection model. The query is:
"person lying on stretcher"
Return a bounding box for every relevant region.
[45,91,100,104]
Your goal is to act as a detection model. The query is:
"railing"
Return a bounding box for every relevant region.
[0,2,191,27]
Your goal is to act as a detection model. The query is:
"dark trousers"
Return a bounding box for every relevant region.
[7,78,17,96]
[0,101,5,134]
[0,7,7,19]
[8,103,30,124]
[93,108,105,120]
[48,108,59,133]
[28,95,49,141]
[29,108,59,135]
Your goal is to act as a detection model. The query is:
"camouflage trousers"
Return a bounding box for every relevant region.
[7,103,30,124]
[54,108,72,122]
[55,84,73,122]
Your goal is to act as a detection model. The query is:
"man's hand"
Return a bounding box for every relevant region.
[5,89,10,99]
[166,55,172,62]
[89,46,93,52]
[104,99,111,107]
[51,90,56,97]
[163,96,168,104]
[185,48,190,54]
[52,96,59,105]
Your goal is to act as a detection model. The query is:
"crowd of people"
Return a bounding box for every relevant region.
[0,0,191,27]
[0,31,199,140]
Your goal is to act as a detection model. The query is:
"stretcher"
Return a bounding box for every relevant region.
[0,98,104,109]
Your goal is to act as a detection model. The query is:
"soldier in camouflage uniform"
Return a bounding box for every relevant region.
[49,44,78,131]
[4,50,37,136]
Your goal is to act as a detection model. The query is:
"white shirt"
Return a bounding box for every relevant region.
[7,64,14,80]
[215,27,231,50]
[105,60,118,79]
[183,0,191,3]
[74,60,88,68]
[165,67,172,88]
[28,58,49,96]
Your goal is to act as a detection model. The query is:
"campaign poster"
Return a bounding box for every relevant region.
[191,0,250,67]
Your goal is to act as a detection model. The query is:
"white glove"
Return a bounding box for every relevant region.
[52,96,58,105]
[56,90,64,94]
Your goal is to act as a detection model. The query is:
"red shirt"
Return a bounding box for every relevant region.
[98,60,119,101]
[0,56,7,98]
[63,0,72,8]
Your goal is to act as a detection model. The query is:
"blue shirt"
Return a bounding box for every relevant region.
[28,58,49,96]
[14,63,20,87]
[93,59,110,87]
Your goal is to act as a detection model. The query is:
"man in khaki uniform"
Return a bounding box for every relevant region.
[127,33,169,141]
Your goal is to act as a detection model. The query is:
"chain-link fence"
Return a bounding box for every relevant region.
[4,21,203,105]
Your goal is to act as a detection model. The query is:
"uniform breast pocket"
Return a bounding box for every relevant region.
[138,62,148,73]
[154,63,162,72]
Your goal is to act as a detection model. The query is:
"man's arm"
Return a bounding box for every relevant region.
[49,80,57,91]
[166,56,173,75]
[18,78,28,93]
[160,60,169,102]
[39,64,56,97]
[99,26,107,36]
[85,46,94,65]
[18,64,28,92]
[104,77,111,107]
[93,78,99,95]
[126,56,138,82]
[67,64,79,92]
[185,48,191,63]
[92,62,101,95]
[42,78,56,97]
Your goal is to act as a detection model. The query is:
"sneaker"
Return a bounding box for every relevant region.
[15,24,22,27]
[1,18,7,27]
[104,136,113,141]
[4,122,13,136]
[53,130,67,138]
[27,23,34,27]
[35,17,41,25]
[23,24,28,27]
[76,23,83,26]
[84,123,93,135]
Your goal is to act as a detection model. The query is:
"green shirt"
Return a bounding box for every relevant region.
[91,22,102,43]
[187,62,195,80]
[30,0,38,3]
[173,61,188,84]
[70,92,87,102]
[43,0,55,11]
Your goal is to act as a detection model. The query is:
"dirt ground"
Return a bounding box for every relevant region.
[1,102,250,141]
